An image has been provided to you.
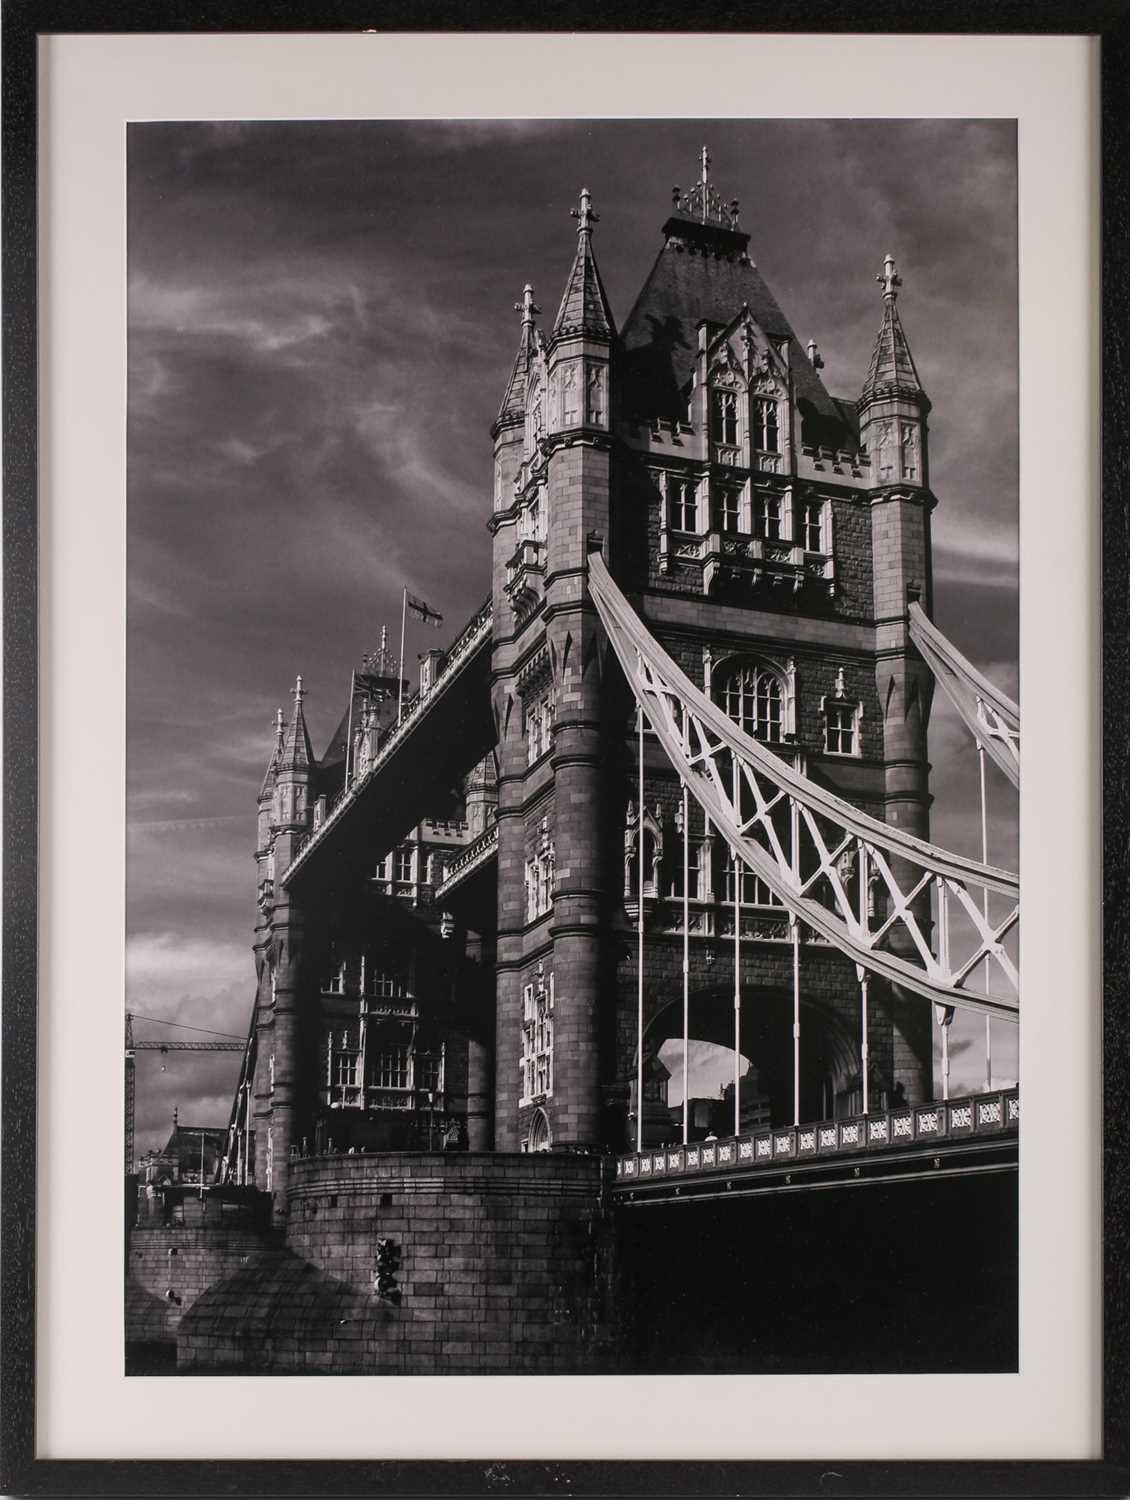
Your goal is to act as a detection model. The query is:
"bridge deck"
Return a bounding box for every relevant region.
[282,599,494,893]
[614,1089,1018,1204]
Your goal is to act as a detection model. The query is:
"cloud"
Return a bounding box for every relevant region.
[126,119,1019,1132]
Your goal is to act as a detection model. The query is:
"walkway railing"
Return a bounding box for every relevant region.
[435,823,499,901]
[615,1088,1019,1191]
[282,596,492,886]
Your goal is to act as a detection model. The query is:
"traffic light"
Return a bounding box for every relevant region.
[374,1238,401,1302]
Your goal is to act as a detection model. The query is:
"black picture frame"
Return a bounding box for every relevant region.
[3,4,1128,1495]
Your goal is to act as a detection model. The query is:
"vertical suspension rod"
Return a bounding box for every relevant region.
[791,794,801,1126]
[938,879,951,1102]
[732,756,741,1138]
[682,771,690,1147]
[636,689,645,1155]
[978,730,992,1090]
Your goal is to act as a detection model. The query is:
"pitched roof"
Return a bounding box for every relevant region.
[495,319,537,429]
[258,709,285,800]
[861,296,924,402]
[552,196,615,342]
[619,214,853,449]
[279,677,313,775]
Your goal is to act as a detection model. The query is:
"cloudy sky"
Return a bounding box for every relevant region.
[126,119,1018,1148]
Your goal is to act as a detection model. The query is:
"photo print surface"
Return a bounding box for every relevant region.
[126,119,1019,1376]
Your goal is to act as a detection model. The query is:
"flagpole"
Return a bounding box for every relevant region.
[398,587,407,725]
[345,670,356,788]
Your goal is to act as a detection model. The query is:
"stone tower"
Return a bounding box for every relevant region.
[250,677,313,1209]
[488,155,937,1154]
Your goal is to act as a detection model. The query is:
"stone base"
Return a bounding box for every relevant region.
[176,1152,615,1374]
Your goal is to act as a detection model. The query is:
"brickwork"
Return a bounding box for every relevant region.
[127,1218,269,1348]
[177,1153,615,1374]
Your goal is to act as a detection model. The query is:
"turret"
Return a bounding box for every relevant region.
[257,708,284,856]
[858,254,931,491]
[261,674,314,1212]
[546,187,614,439]
[492,284,540,515]
[863,257,936,1099]
[273,676,313,837]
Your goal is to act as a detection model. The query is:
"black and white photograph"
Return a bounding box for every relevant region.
[124,118,1020,1378]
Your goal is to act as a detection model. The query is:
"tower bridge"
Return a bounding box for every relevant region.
[138,154,1021,1377]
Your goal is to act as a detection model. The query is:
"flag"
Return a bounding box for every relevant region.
[406,592,443,628]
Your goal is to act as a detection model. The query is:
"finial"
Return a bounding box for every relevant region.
[173,1104,178,1128]
[806,338,825,371]
[571,187,598,236]
[275,707,285,748]
[877,253,902,300]
[293,674,305,709]
[514,283,541,326]
[671,149,740,231]
[380,625,387,654]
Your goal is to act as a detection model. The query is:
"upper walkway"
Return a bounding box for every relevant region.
[282,598,494,893]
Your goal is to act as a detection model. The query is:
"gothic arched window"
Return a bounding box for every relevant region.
[753,397,780,453]
[717,662,785,743]
[710,388,739,446]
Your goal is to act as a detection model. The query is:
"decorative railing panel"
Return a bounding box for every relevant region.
[615,1089,1018,1189]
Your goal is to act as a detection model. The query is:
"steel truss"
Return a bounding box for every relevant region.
[588,554,1018,1023]
[908,601,1019,788]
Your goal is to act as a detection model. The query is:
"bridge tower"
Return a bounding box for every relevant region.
[250,677,314,1210]
[489,155,937,1154]
[858,253,937,1097]
[490,191,616,1151]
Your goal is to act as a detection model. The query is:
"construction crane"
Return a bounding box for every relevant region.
[124,1011,246,1174]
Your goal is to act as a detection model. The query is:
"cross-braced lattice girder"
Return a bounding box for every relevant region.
[588,554,1018,1023]
[908,600,1019,788]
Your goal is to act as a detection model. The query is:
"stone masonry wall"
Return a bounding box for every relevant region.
[127,1218,269,1348]
[177,1152,615,1374]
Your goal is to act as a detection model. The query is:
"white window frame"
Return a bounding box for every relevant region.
[711,387,739,446]
[525,691,553,765]
[800,497,826,553]
[717,661,787,744]
[375,1042,412,1091]
[666,839,703,901]
[753,396,780,453]
[519,973,554,1104]
[753,490,784,542]
[712,481,743,535]
[668,473,699,533]
[823,694,862,757]
[722,858,781,907]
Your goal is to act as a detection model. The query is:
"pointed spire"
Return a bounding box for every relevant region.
[861,253,924,401]
[259,707,286,799]
[495,284,541,429]
[552,188,614,342]
[279,674,313,775]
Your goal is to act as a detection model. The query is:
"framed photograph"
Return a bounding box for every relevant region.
[4,9,1128,1496]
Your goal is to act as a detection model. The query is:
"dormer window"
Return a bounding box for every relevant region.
[753,397,780,453]
[711,389,739,446]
